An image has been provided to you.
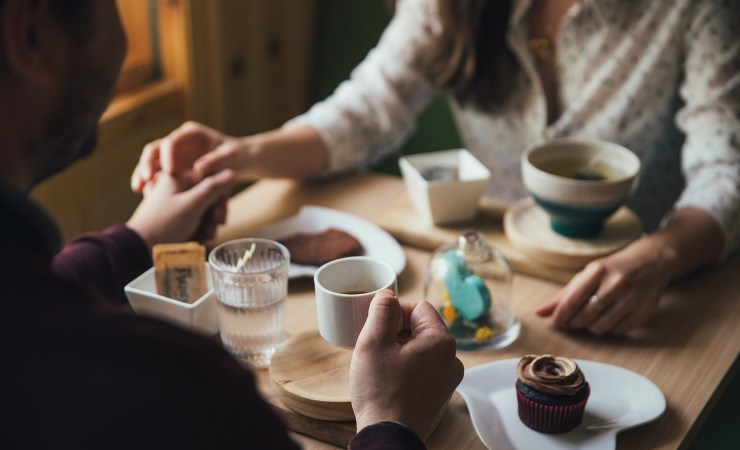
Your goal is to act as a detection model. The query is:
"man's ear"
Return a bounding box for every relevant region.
[1,0,64,84]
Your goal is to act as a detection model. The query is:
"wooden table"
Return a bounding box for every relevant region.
[214,174,739,450]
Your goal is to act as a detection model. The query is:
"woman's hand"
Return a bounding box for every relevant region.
[131,121,250,193]
[536,208,724,335]
[350,289,464,441]
[536,237,671,335]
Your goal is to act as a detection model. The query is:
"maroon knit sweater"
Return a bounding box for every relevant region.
[0,185,424,449]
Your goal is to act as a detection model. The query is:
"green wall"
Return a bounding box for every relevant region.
[310,0,461,176]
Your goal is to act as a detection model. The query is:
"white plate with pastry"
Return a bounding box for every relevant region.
[456,358,665,450]
[245,205,406,279]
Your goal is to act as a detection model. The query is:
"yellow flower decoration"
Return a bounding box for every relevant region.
[443,303,457,323]
[475,326,494,341]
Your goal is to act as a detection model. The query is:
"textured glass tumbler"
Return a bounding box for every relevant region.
[209,238,290,368]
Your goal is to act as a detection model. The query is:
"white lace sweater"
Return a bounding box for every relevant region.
[286,0,740,256]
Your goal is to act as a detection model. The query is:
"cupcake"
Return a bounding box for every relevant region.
[515,354,590,433]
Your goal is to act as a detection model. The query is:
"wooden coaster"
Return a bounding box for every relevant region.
[504,198,643,270]
[269,330,355,421]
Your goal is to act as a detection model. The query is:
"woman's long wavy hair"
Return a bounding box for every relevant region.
[422,0,514,110]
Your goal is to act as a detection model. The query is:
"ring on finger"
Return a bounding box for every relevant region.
[588,294,605,311]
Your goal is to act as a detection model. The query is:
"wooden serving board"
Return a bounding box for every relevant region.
[375,194,643,283]
[375,195,580,283]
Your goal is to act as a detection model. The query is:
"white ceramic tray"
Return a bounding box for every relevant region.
[456,358,666,450]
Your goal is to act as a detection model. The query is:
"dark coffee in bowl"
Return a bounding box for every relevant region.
[538,158,622,181]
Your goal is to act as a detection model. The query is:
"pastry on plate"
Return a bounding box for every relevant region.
[515,354,590,433]
[279,228,363,266]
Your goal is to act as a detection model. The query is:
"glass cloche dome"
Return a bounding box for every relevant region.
[424,230,520,350]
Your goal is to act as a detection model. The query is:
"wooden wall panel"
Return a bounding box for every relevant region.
[159,0,317,135]
[205,0,317,135]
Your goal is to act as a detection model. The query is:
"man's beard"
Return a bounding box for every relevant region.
[30,123,99,188]
[29,66,106,187]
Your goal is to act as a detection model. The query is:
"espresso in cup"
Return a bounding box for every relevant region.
[339,289,372,295]
[314,257,398,348]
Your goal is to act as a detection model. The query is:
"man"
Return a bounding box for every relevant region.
[0,1,463,448]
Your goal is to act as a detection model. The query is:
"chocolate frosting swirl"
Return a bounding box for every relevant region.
[517,355,585,396]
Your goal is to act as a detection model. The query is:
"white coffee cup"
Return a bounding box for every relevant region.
[314,256,398,348]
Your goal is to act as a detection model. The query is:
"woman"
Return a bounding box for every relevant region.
[132,0,739,335]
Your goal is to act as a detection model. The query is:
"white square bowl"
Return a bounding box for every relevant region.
[124,263,218,335]
[399,149,491,225]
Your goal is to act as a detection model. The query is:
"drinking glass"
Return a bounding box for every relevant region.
[209,238,290,368]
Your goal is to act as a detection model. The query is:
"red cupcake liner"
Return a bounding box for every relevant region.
[516,384,590,434]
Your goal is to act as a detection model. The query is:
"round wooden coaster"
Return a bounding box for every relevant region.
[269,330,354,421]
[504,198,643,270]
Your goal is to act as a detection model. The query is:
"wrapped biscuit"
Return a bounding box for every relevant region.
[153,242,207,303]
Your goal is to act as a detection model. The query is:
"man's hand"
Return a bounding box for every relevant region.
[350,289,464,441]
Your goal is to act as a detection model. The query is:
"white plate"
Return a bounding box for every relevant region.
[456,358,666,450]
[245,205,406,279]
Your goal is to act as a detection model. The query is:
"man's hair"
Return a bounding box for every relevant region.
[0,0,92,68]
[49,0,93,43]
[0,0,91,24]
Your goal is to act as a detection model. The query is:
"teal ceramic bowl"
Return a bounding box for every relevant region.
[521,139,640,238]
